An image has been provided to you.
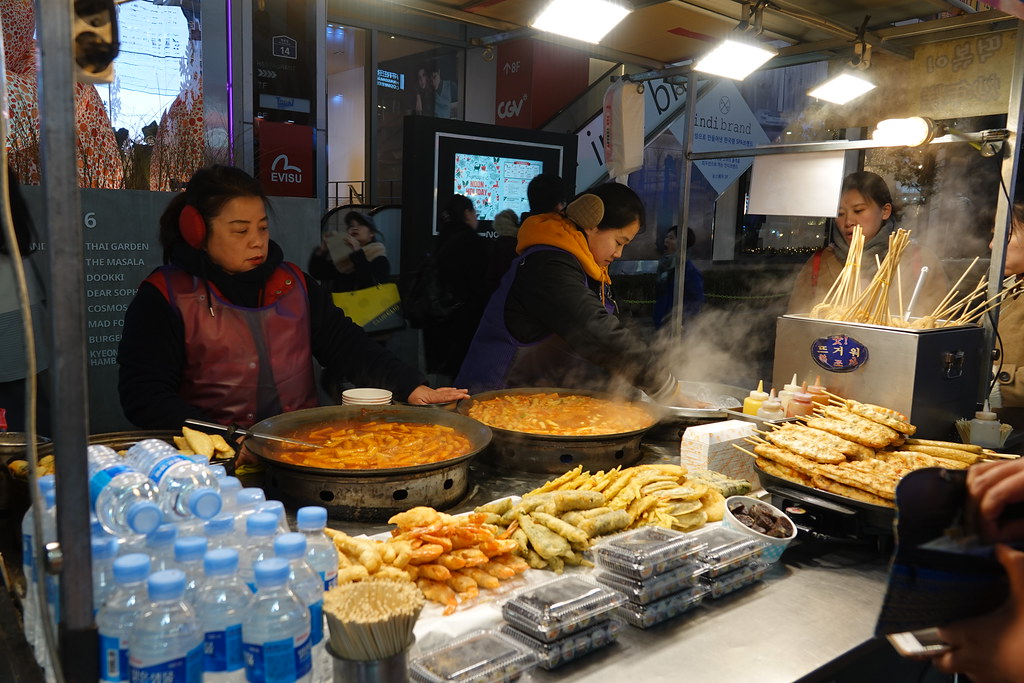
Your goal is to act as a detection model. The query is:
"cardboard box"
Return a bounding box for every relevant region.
[679,420,758,483]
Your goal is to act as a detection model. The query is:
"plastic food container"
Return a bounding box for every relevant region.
[594,561,706,604]
[722,495,798,564]
[702,561,769,599]
[690,526,767,577]
[593,526,706,580]
[502,576,626,643]
[409,629,539,683]
[500,618,623,670]
[616,586,708,629]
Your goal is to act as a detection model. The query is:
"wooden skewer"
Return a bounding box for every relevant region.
[931,256,980,318]
[824,390,846,400]
[734,445,758,458]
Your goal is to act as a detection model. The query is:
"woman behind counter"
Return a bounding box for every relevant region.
[991,201,1024,441]
[455,182,683,403]
[117,165,466,429]
[788,171,949,317]
[307,210,389,292]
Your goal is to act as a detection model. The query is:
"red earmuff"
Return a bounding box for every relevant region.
[179,204,207,248]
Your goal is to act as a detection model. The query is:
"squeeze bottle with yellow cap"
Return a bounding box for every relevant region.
[806,375,829,408]
[756,389,786,421]
[743,380,770,416]
[786,384,815,418]
[778,374,800,413]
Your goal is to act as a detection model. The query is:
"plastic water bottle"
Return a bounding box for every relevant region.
[97,553,150,682]
[126,439,223,521]
[218,477,242,511]
[296,507,338,593]
[203,514,238,551]
[92,535,119,617]
[38,486,60,662]
[87,445,164,537]
[194,549,254,683]
[145,524,178,573]
[274,533,326,683]
[208,464,228,479]
[128,569,204,682]
[21,475,55,654]
[238,512,279,592]
[173,536,208,606]
[244,558,312,683]
[258,500,291,534]
[235,488,266,524]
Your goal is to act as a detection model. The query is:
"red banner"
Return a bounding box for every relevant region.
[495,39,589,129]
[256,120,314,197]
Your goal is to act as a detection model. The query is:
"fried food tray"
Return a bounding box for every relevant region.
[754,463,895,539]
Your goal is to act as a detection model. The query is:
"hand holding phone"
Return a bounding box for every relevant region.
[887,628,951,658]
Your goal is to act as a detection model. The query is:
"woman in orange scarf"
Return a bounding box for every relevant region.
[456,182,680,401]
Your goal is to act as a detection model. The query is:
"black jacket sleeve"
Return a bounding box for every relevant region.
[306,276,426,401]
[505,250,669,395]
[117,282,208,428]
[307,247,341,282]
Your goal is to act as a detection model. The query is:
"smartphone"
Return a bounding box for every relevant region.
[887,628,952,657]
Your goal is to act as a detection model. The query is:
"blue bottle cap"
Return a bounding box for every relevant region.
[236,488,266,506]
[253,558,290,588]
[273,533,307,559]
[204,548,240,575]
[148,569,187,601]
[188,488,223,520]
[44,488,56,509]
[296,506,327,531]
[145,523,178,549]
[204,513,235,536]
[258,500,285,521]
[113,553,151,583]
[246,512,278,537]
[91,535,118,560]
[174,536,208,563]
[38,475,55,495]
[126,501,163,535]
[219,477,242,495]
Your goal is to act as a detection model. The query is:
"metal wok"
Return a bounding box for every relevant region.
[457,387,659,474]
[244,405,492,521]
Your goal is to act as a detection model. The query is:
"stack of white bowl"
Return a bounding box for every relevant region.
[341,388,393,406]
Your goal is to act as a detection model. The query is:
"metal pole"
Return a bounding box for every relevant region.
[671,71,699,341]
[686,130,1007,160]
[35,0,96,680]
[986,20,1024,403]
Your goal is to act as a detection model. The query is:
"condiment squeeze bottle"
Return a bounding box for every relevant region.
[778,374,800,413]
[743,380,769,416]
[786,383,814,418]
[756,389,786,421]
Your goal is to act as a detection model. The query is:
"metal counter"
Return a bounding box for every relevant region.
[322,436,895,683]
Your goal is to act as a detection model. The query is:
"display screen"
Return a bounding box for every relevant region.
[453,153,544,221]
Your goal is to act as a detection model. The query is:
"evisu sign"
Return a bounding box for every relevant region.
[257,120,314,197]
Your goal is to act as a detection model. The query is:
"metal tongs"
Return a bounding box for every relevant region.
[184,418,320,449]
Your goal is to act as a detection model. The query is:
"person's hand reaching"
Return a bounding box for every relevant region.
[407,385,470,405]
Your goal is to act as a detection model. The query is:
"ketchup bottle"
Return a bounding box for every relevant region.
[786,384,815,418]
[806,375,830,408]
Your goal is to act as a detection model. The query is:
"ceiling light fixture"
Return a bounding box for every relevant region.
[531,0,631,44]
[871,117,943,147]
[693,1,775,81]
[808,72,876,104]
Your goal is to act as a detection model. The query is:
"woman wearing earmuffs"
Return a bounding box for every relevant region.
[455,182,692,404]
[117,165,467,430]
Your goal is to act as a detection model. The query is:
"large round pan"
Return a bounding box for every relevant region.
[647,380,746,419]
[244,405,491,521]
[457,387,658,474]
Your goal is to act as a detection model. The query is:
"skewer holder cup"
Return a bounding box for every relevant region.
[772,315,986,439]
[327,641,411,683]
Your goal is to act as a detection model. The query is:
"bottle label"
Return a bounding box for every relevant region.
[244,632,311,683]
[99,633,127,682]
[309,599,323,645]
[129,643,202,683]
[89,464,133,508]
[148,454,190,484]
[204,624,244,672]
[320,569,338,592]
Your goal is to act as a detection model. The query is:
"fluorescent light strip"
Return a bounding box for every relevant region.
[808,73,876,105]
[693,38,775,80]
[532,0,630,44]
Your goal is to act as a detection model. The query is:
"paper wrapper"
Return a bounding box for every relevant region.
[680,420,758,482]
